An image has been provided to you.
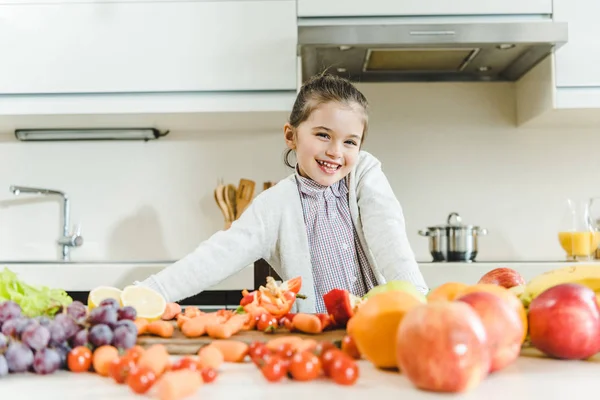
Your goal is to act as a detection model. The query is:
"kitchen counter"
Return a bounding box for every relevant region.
[0,354,597,399]
[2,260,600,292]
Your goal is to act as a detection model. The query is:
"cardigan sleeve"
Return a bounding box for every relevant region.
[136,194,272,303]
[356,159,429,294]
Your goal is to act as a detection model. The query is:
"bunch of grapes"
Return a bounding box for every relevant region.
[0,297,138,377]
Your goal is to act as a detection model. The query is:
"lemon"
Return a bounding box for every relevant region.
[120,285,166,321]
[88,286,123,310]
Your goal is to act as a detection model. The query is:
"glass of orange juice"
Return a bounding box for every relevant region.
[558,198,600,261]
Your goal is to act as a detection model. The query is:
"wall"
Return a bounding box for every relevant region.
[0,82,598,262]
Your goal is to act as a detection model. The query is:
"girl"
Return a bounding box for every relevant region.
[136,73,429,313]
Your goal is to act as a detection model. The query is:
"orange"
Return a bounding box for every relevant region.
[457,283,528,343]
[427,282,469,302]
[347,291,423,369]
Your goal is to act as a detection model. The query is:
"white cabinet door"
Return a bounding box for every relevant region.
[553,0,600,87]
[298,0,552,17]
[0,1,297,94]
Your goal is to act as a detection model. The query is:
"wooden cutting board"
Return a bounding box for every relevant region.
[136,321,347,355]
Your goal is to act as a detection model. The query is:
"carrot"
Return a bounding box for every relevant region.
[293,338,318,353]
[292,313,323,334]
[157,369,203,400]
[265,336,305,351]
[134,318,149,336]
[137,344,170,376]
[206,314,248,339]
[207,340,249,363]
[176,314,190,330]
[147,320,175,338]
[198,345,224,370]
[181,313,225,338]
[184,306,202,318]
[92,345,119,376]
[161,303,182,321]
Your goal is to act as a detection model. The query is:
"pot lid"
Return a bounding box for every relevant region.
[425,212,481,230]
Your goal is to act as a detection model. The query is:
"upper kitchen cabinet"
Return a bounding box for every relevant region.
[516,0,600,126]
[297,0,552,17]
[0,0,297,94]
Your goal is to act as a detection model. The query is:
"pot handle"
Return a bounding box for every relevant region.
[418,230,431,236]
[447,212,462,226]
[476,228,488,236]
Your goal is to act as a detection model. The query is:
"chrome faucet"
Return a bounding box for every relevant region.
[9,185,84,261]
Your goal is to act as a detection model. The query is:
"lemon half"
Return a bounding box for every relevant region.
[88,286,123,310]
[120,285,166,321]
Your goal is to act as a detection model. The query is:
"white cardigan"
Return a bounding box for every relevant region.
[138,151,429,313]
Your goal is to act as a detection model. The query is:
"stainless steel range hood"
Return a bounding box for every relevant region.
[298,19,568,83]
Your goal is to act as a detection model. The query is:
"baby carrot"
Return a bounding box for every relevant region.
[265,336,304,351]
[157,369,203,400]
[206,314,248,339]
[137,344,170,377]
[161,303,182,321]
[198,345,224,370]
[147,321,174,338]
[292,313,323,334]
[134,318,149,336]
[207,340,249,363]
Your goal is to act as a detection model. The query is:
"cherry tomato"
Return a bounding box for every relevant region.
[289,351,321,381]
[257,313,278,333]
[67,346,92,373]
[201,367,218,383]
[126,366,157,394]
[330,356,359,386]
[108,356,137,384]
[320,348,344,376]
[123,346,145,364]
[249,343,271,366]
[171,357,199,371]
[274,343,295,359]
[341,335,361,359]
[261,355,287,382]
[313,341,336,357]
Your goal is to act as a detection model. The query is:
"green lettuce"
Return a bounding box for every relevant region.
[0,267,73,317]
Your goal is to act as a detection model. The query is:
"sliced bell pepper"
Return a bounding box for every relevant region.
[323,289,363,327]
[279,276,302,294]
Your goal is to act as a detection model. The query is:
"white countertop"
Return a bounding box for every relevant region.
[0,353,597,399]
[2,260,599,292]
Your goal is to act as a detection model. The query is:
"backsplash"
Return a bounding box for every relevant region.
[0,82,598,262]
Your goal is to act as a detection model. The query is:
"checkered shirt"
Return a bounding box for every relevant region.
[295,170,378,313]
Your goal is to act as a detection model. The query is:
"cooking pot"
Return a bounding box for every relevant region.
[418,212,488,262]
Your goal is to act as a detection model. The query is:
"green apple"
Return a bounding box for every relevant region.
[364,280,427,303]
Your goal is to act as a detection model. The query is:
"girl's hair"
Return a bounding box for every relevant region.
[284,73,369,168]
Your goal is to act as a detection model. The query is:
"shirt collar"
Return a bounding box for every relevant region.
[294,164,348,198]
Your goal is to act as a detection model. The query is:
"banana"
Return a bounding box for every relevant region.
[522,265,600,305]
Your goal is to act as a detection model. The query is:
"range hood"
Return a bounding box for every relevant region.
[298,19,568,83]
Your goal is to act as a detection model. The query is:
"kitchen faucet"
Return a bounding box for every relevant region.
[9,185,84,261]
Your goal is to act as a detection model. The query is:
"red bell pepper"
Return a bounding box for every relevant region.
[323,289,363,327]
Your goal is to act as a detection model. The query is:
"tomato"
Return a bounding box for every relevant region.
[108,356,137,384]
[278,314,295,331]
[313,341,336,357]
[123,346,145,364]
[330,356,359,386]
[201,367,218,383]
[67,346,92,373]
[126,366,157,394]
[240,292,257,306]
[171,357,199,371]
[320,348,344,376]
[257,313,278,333]
[288,351,321,381]
[274,343,295,361]
[248,342,271,366]
[341,335,361,359]
[260,355,287,382]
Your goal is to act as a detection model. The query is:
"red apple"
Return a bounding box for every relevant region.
[456,291,523,373]
[529,283,600,360]
[395,302,490,393]
[478,267,526,289]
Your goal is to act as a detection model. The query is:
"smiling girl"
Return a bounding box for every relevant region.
[137,73,429,313]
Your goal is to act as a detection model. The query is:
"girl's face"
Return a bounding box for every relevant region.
[284,101,365,187]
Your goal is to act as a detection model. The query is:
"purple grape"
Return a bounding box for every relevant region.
[99,298,120,310]
[117,306,137,321]
[71,329,89,348]
[88,306,118,326]
[5,342,34,373]
[21,324,50,351]
[89,324,113,348]
[0,333,8,352]
[112,326,136,350]
[32,348,61,375]
[115,319,137,335]
[48,321,66,345]
[53,343,71,370]
[53,314,79,339]
[0,301,21,323]
[1,317,31,339]
[0,354,7,377]
[35,316,51,327]
[66,301,87,323]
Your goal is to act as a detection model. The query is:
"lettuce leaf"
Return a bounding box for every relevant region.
[0,267,73,317]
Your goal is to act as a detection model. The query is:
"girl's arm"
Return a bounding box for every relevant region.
[356,161,429,294]
[136,194,272,302]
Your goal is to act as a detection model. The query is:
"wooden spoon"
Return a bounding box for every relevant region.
[235,179,255,219]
